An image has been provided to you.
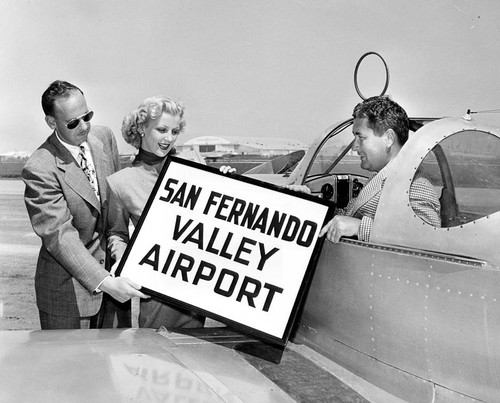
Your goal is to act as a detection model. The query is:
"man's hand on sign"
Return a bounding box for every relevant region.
[219,165,237,174]
[100,276,151,303]
[282,184,312,194]
[319,215,361,243]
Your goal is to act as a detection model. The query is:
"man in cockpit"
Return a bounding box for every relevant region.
[319,95,441,243]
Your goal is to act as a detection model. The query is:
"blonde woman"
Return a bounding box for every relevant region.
[105,96,205,329]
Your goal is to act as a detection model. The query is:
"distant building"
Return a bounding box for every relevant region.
[177,136,308,159]
[0,152,31,177]
[0,151,31,162]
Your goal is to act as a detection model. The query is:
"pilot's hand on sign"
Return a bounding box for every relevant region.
[319,215,361,243]
[282,184,311,194]
[100,276,150,303]
[219,165,237,174]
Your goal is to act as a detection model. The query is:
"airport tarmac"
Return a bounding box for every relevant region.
[0,179,39,330]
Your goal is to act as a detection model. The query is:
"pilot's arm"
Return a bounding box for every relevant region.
[409,176,441,227]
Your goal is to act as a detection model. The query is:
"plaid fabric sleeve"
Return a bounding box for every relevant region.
[358,215,373,242]
[410,175,441,227]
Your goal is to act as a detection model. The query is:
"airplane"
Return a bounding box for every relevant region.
[276,112,500,402]
[2,54,500,402]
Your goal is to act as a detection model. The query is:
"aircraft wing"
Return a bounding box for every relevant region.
[243,150,306,185]
[0,327,394,402]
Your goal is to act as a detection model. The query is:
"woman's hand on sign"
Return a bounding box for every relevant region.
[219,165,237,174]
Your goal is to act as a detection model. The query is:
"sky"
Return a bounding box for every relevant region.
[1,0,499,154]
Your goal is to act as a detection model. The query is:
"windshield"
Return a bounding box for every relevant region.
[305,120,370,179]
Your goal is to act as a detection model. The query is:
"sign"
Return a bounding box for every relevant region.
[116,157,334,344]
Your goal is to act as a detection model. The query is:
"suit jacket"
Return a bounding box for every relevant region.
[106,159,165,262]
[22,126,120,317]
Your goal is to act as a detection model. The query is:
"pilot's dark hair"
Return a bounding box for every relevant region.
[352,95,409,145]
[41,80,84,117]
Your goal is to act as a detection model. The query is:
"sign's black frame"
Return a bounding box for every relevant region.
[116,156,335,345]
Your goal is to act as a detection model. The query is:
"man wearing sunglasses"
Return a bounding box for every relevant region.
[22,80,148,330]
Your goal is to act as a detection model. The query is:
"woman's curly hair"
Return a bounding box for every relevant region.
[121,96,186,149]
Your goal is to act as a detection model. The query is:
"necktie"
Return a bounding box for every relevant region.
[79,145,100,199]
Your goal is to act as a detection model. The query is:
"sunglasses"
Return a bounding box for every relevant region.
[66,110,94,130]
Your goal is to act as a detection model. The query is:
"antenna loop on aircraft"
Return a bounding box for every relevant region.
[354,52,390,100]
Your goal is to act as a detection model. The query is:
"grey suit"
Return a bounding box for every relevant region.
[22,126,120,322]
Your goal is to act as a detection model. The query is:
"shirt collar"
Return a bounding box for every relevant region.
[54,130,89,160]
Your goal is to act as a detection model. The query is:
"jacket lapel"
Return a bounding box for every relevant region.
[347,173,382,216]
[50,133,101,213]
[348,158,395,217]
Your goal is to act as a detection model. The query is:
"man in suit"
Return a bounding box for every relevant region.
[22,80,148,329]
[319,95,441,243]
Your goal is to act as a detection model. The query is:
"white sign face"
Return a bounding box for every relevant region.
[117,157,333,344]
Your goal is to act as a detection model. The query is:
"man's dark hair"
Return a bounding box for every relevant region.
[41,80,84,117]
[352,95,409,146]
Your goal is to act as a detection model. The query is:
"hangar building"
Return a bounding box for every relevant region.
[177,135,308,159]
